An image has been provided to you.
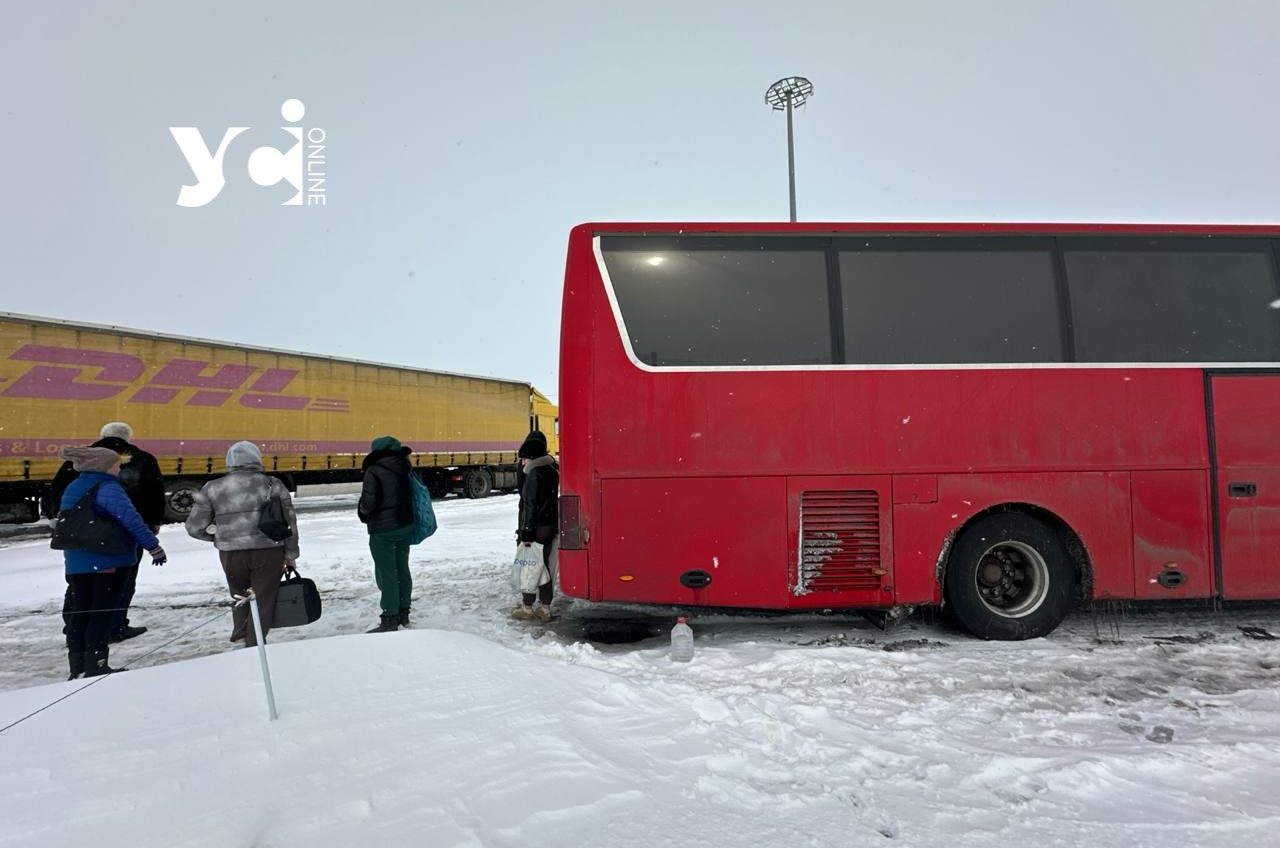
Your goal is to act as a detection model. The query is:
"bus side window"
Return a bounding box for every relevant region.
[1063,238,1280,362]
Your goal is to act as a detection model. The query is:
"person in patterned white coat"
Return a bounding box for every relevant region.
[185,441,299,646]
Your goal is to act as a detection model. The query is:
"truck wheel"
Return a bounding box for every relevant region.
[462,469,492,499]
[0,499,39,524]
[164,481,203,523]
[426,475,449,500]
[944,513,1075,641]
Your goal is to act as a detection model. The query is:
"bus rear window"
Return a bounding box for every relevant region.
[601,237,833,367]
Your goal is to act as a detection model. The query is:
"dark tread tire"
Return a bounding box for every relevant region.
[163,481,203,523]
[944,513,1075,641]
[462,469,492,499]
[426,475,449,500]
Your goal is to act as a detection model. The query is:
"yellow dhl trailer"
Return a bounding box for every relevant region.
[0,312,558,523]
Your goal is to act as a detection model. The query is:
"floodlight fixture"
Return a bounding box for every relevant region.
[765,76,814,111]
[765,76,814,222]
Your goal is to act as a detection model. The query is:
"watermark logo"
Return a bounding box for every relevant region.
[170,98,327,207]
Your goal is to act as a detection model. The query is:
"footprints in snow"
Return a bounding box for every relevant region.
[1117,711,1176,743]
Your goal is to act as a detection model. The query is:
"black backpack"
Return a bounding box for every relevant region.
[257,494,292,542]
[50,482,136,555]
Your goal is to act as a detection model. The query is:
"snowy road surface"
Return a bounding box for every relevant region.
[2,495,1280,847]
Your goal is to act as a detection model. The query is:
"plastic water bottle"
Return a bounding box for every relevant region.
[670,616,694,662]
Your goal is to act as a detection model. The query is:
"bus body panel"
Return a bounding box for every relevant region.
[600,476,792,607]
[558,548,590,598]
[1130,470,1214,600]
[890,471,1135,604]
[592,364,1210,478]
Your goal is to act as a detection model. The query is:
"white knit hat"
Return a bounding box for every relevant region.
[100,422,133,441]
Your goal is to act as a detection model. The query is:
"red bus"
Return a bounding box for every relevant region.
[556,223,1280,639]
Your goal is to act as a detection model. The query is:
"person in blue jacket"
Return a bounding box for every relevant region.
[57,446,167,679]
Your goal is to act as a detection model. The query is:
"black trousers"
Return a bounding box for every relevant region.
[63,548,141,637]
[111,551,143,633]
[66,571,123,657]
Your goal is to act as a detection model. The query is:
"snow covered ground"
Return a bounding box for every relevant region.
[2,494,1280,847]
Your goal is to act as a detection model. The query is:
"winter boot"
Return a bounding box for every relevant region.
[398,608,411,628]
[110,625,148,643]
[67,651,85,681]
[83,648,123,677]
[367,614,400,633]
[510,604,536,621]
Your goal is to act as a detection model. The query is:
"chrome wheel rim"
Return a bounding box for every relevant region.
[973,540,1049,618]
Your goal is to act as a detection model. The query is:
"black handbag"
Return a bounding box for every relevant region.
[257,495,292,542]
[274,568,321,627]
[50,482,137,555]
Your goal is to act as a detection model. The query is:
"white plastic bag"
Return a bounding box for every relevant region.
[511,542,546,594]
[546,536,559,583]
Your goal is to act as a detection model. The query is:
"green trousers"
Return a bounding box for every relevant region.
[370,525,414,615]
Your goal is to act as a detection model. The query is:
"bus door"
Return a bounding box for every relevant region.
[1210,374,1280,599]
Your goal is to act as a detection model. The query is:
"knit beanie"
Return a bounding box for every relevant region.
[518,433,548,459]
[371,435,403,453]
[225,440,263,468]
[59,446,123,473]
[100,422,133,442]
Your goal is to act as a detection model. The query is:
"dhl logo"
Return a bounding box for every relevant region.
[0,345,349,412]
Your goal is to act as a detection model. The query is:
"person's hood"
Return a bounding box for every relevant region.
[225,440,264,470]
[59,446,121,473]
[363,446,412,470]
[94,437,135,472]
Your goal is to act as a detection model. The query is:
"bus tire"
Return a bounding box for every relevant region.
[944,513,1075,641]
[164,480,203,523]
[462,469,492,499]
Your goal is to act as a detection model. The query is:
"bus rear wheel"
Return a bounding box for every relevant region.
[944,513,1075,640]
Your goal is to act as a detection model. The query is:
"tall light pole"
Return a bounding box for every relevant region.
[765,76,814,222]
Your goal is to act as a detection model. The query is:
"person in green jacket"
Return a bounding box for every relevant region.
[357,435,415,632]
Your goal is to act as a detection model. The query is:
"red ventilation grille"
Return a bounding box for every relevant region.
[796,490,885,594]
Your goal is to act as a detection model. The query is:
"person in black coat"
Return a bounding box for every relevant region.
[511,432,559,621]
[50,422,165,643]
[358,435,416,632]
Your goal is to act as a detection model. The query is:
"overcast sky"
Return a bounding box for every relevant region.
[4,1,1279,399]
